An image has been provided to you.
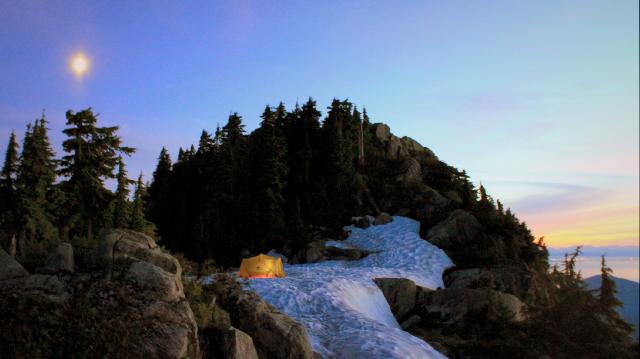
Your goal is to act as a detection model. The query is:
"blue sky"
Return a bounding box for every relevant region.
[0,0,638,247]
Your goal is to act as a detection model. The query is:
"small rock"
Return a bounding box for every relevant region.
[353,216,370,229]
[373,212,393,225]
[305,241,326,264]
[400,314,421,329]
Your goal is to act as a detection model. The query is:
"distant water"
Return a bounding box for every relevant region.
[549,256,639,282]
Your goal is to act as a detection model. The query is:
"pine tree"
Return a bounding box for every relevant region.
[112,157,132,229]
[130,174,146,232]
[249,105,289,242]
[286,98,322,224]
[320,99,360,225]
[59,108,135,241]
[15,116,58,247]
[460,170,475,208]
[0,131,19,191]
[0,131,19,233]
[147,147,172,239]
[598,256,622,309]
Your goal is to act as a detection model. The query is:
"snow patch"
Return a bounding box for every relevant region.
[243,216,453,358]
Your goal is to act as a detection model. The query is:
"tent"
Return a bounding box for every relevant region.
[238,254,286,278]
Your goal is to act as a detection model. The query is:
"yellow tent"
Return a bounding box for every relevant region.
[238,254,286,278]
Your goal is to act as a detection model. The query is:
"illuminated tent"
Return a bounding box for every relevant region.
[238,254,286,278]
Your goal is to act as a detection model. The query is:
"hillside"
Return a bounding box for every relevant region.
[586,275,639,339]
[1,102,638,358]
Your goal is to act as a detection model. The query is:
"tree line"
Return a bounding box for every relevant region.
[0,109,147,267]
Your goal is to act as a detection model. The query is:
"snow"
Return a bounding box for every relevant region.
[242,216,453,359]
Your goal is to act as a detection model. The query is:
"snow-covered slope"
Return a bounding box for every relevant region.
[243,216,453,359]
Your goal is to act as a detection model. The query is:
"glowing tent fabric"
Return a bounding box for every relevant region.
[238,254,286,278]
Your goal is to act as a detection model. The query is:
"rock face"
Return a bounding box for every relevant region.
[415,287,526,324]
[212,274,314,359]
[370,123,437,162]
[425,210,481,251]
[444,266,536,301]
[0,230,199,359]
[396,158,422,184]
[374,278,417,321]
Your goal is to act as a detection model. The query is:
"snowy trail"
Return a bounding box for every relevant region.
[243,216,453,359]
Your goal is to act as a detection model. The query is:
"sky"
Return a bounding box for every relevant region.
[0,0,638,249]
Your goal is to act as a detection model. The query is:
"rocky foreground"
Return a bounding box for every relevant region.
[0,230,315,359]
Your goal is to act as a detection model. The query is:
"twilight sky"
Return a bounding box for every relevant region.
[0,0,638,248]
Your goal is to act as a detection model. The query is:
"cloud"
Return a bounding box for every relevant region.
[506,181,608,215]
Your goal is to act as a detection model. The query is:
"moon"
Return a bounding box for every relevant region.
[70,52,90,78]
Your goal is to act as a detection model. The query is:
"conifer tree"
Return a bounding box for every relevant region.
[598,256,622,309]
[0,131,19,231]
[15,116,58,246]
[130,174,146,232]
[249,106,289,242]
[59,108,135,241]
[287,98,321,224]
[112,157,132,229]
[147,147,172,227]
[320,99,360,224]
[0,131,19,191]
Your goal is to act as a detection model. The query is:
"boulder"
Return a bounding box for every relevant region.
[373,123,391,142]
[425,210,481,251]
[41,242,75,274]
[140,300,199,359]
[213,274,314,359]
[400,136,424,153]
[0,230,200,359]
[396,157,422,184]
[373,212,393,225]
[221,327,259,359]
[444,266,536,301]
[126,261,183,302]
[353,216,371,229]
[324,246,371,261]
[415,184,450,208]
[104,229,158,250]
[0,248,29,281]
[415,287,526,324]
[374,278,417,320]
[386,136,408,158]
[304,241,326,264]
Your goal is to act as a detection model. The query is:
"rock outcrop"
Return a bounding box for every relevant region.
[425,210,481,251]
[211,273,315,359]
[374,278,417,321]
[415,287,526,324]
[371,123,437,158]
[0,230,199,359]
[444,266,536,301]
